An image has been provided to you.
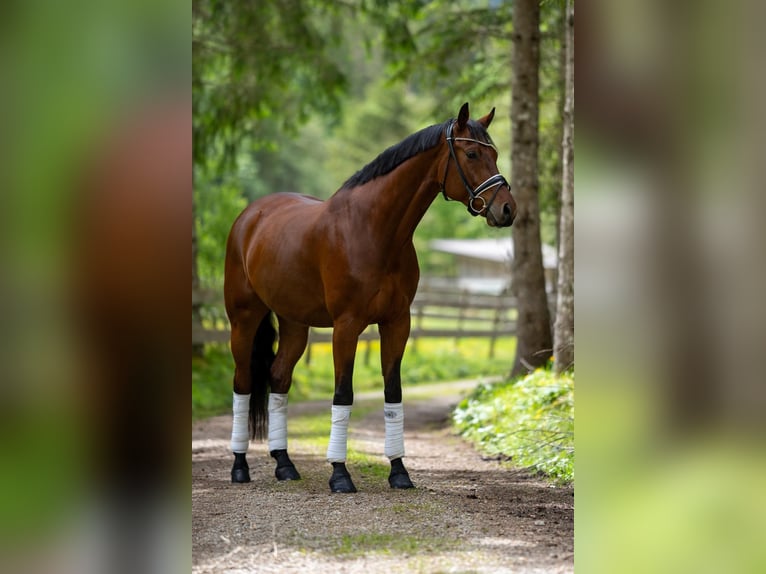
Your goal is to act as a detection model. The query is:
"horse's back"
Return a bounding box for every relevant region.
[236,192,322,225]
[228,192,323,251]
[256,191,324,208]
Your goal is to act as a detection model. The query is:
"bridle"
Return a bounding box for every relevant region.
[440,120,510,217]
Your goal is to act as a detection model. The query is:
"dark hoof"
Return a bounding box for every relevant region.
[389,458,414,489]
[231,453,250,483]
[271,449,301,481]
[389,470,414,489]
[231,467,251,483]
[275,464,301,481]
[330,474,357,493]
[329,462,357,493]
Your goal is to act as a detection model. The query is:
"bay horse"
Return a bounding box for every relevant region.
[225,103,515,493]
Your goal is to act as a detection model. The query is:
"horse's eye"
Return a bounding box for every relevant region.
[466,150,478,160]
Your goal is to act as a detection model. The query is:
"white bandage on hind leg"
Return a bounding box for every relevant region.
[231,392,251,453]
[326,404,352,463]
[384,402,405,460]
[268,393,289,452]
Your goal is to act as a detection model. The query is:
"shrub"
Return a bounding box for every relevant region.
[453,368,574,484]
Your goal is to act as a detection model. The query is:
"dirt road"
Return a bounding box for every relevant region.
[192,381,573,573]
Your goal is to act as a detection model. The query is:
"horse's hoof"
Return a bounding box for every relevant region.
[231,467,251,483]
[329,463,357,493]
[231,452,251,483]
[329,474,357,493]
[388,457,414,489]
[271,449,301,481]
[389,470,415,489]
[275,464,301,481]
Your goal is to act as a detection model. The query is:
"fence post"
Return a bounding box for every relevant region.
[489,302,503,359]
[305,329,313,365]
[412,295,425,355]
[363,327,373,367]
[455,288,468,346]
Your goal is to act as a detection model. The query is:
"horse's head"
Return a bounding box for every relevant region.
[440,102,516,227]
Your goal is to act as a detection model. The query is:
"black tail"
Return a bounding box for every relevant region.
[249,312,276,441]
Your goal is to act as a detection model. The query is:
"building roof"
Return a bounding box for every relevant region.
[430,238,558,269]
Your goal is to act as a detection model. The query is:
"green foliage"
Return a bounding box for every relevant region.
[384,0,513,110]
[453,367,574,484]
[193,0,351,169]
[192,345,235,420]
[323,78,436,193]
[246,117,339,200]
[194,169,247,286]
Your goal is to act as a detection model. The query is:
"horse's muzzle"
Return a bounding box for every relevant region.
[487,201,515,227]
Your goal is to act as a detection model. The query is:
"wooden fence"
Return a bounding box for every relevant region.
[192,282,517,362]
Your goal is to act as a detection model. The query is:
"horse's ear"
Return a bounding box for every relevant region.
[478,107,495,129]
[457,102,470,130]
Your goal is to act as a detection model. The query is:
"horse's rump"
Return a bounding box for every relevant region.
[228,192,333,326]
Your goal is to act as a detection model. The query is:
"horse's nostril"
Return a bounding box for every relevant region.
[502,203,513,225]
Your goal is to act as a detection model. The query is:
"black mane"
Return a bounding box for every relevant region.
[340,121,447,190]
[341,118,495,190]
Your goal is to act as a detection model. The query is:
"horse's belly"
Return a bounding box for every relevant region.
[250,265,332,327]
[281,305,333,328]
[239,194,334,326]
[261,281,333,327]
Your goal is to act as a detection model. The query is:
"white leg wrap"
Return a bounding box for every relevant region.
[326,404,352,463]
[384,402,405,460]
[268,393,289,452]
[231,392,250,453]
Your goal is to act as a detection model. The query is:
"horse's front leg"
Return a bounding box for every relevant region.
[327,317,365,493]
[379,314,415,489]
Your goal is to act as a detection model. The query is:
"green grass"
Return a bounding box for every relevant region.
[453,366,574,484]
[333,532,451,556]
[192,336,516,420]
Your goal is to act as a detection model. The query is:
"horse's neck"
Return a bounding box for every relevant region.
[349,147,443,255]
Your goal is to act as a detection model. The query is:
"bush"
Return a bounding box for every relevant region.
[453,368,574,484]
[192,345,235,421]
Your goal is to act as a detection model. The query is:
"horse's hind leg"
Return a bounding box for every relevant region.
[227,302,271,483]
[268,316,309,481]
[224,232,278,483]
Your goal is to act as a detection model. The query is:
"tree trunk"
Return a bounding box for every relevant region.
[554,1,567,267]
[553,0,574,374]
[510,0,552,377]
[192,186,204,358]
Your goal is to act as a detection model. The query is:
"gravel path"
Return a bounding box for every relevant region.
[192,381,573,573]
